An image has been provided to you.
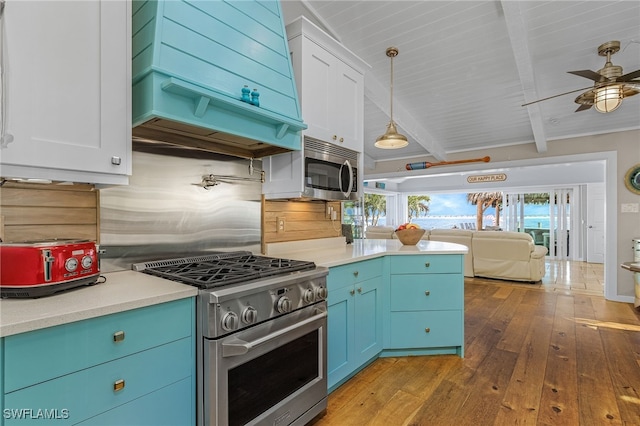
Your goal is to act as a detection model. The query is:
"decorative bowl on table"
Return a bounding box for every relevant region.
[394,228,426,245]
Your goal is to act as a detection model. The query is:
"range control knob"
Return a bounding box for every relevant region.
[276,296,293,314]
[303,288,315,303]
[81,255,93,269]
[315,286,328,300]
[65,257,79,272]
[241,307,258,324]
[221,312,239,331]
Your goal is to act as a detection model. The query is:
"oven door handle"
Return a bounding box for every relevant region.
[221,309,327,358]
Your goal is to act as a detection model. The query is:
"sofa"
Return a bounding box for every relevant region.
[471,231,547,282]
[364,227,547,282]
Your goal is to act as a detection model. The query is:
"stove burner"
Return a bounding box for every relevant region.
[134,252,316,289]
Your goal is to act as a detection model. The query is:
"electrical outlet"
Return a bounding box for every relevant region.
[621,203,639,213]
[277,217,285,233]
[326,205,333,217]
[331,210,337,221]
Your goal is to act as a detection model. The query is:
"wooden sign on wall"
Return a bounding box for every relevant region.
[467,173,507,183]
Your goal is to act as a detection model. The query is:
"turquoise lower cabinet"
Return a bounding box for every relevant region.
[327,259,383,391]
[2,298,195,426]
[75,377,193,426]
[383,255,464,357]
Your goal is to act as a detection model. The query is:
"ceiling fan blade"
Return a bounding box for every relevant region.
[575,103,592,112]
[522,86,594,107]
[618,69,640,82]
[567,69,604,81]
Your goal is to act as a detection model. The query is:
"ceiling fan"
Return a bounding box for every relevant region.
[524,40,640,113]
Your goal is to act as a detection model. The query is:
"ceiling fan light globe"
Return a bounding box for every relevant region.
[375,121,409,149]
[594,85,623,113]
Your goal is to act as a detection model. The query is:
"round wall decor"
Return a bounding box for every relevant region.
[624,164,640,195]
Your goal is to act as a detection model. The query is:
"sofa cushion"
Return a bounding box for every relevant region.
[365,226,395,239]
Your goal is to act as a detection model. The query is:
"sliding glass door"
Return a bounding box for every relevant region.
[503,188,578,259]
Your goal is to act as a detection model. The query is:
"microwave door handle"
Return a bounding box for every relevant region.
[221,309,327,357]
[340,160,354,198]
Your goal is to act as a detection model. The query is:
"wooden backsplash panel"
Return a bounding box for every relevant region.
[262,199,342,248]
[0,182,99,243]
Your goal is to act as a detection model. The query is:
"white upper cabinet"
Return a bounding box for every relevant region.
[0,1,131,185]
[286,17,369,153]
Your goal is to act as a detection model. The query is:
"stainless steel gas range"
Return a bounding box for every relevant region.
[134,251,329,426]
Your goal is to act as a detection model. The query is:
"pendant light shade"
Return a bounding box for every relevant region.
[594,84,623,113]
[375,47,408,149]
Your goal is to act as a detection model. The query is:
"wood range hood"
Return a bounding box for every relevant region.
[131,1,306,159]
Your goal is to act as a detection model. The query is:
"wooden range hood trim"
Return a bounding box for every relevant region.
[132,77,307,159]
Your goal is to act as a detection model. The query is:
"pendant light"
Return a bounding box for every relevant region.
[375,47,408,149]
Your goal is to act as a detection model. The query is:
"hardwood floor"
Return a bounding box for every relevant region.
[313,261,640,426]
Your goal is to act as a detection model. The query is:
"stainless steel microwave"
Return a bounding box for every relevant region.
[262,136,360,201]
[303,137,359,201]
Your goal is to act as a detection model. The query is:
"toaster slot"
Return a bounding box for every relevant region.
[42,249,54,282]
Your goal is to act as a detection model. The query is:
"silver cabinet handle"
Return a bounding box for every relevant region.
[353,271,359,277]
[113,330,125,342]
[357,287,362,293]
[425,262,431,268]
[350,289,355,296]
[425,290,430,296]
[425,328,431,333]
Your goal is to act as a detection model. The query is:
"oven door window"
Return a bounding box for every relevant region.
[227,330,319,426]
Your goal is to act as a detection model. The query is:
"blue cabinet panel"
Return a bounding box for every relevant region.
[4,338,192,426]
[390,254,462,274]
[327,285,354,389]
[327,258,383,291]
[389,311,463,349]
[75,377,194,426]
[390,274,463,311]
[354,278,383,364]
[4,299,192,393]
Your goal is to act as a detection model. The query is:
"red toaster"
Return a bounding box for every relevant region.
[0,239,101,298]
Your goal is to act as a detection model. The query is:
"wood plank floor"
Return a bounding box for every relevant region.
[313,262,640,426]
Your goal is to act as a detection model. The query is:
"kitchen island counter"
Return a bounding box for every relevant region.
[0,270,197,337]
[265,237,468,268]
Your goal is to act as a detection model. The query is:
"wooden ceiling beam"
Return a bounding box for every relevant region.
[501,1,548,153]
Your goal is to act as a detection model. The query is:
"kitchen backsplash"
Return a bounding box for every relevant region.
[99,147,262,268]
[262,199,342,253]
[0,181,99,243]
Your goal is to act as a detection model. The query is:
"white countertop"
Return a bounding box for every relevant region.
[0,239,465,338]
[0,270,198,337]
[265,238,468,268]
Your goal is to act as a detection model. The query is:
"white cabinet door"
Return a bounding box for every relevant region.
[299,40,335,144]
[295,36,364,153]
[333,60,364,152]
[0,1,130,185]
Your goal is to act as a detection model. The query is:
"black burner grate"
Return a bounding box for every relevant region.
[135,252,316,289]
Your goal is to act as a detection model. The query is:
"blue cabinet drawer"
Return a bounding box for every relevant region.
[390,274,463,311]
[390,255,462,274]
[4,337,193,426]
[389,311,463,348]
[4,298,193,393]
[75,376,194,426]
[327,258,383,290]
